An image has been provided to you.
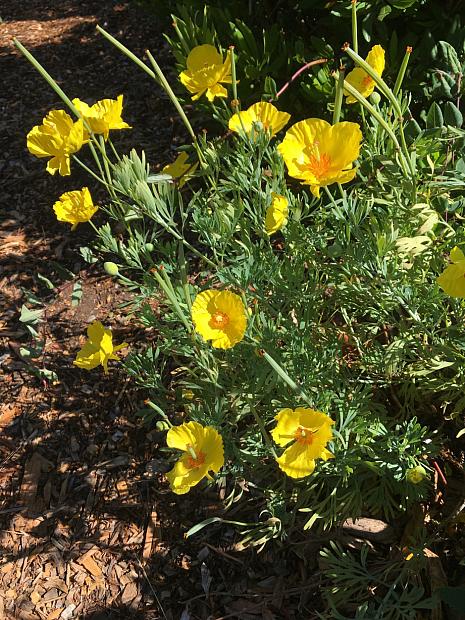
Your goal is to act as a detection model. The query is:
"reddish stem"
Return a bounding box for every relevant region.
[274,58,330,100]
[432,460,447,486]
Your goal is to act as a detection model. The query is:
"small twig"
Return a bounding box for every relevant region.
[274,58,330,100]
[134,555,168,620]
[432,460,448,486]
[204,541,244,565]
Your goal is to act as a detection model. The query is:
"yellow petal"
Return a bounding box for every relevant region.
[166,457,209,494]
[206,83,228,101]
[228,110,254,134]
[247,102,290,136]
[450,246,465,263]
[187,44,223,72]
[271,408,301,447]
[276,443,316,478]
[167,420,204,451]
[192,290,247,349]
[437,262,465,297]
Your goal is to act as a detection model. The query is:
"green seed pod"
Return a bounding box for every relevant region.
[145,243,154,252]
[370,92,381,106]
[104,261,119,276]
[406,465,427,484]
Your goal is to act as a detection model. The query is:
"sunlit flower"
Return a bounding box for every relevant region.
[73,321,127,374]
[166,421,224,494]
[53,187,97,230]
[26,109,85,176]
[437,247,465,297]
[191,290,247,349]
[406,465,427,484]
[162,152,198,187]
[229,102,290,137]
[278,118,362,198]
[265,193,288,235]
[345,45,385,103]
[73,95,131,140]
[179,44,232,102]
[271,407,334,478]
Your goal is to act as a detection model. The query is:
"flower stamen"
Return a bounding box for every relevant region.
[186,445,206,469]
[210,311,230,329]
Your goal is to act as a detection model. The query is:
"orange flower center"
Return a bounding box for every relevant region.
[307,153,331,179]
[186,447,206,469]
[210,311,230,329]
[362,75,374,88]
[294,426,316,445]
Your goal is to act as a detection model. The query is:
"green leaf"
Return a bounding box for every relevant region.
[19,305,44,325]
[71,280,83,307]
[37,272,55,290]
[80,246,98,264]
[185,517,224,538]
[426,102,444,129]
[443,101,463,128]
[378,4,392,21]
[438,41,462,73]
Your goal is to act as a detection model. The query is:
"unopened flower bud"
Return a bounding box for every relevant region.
[370,92,381,105]
[406,465,427,484]
[145,243,154,252]
[104,261,119,276]
[253,120,264,132]
[156,420,170,431]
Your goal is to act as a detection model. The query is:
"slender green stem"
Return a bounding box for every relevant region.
[145,50,198,144]
[98,136,116,199]
[72,155,110,186]
[145,399,173,426]
[14,37,111,163]
[260,349,313,406]
[230,46,238,103]
[144,49,207,169]
[171,17,191,55]
[324,185,339,209]
[251,406,277,458]
[343,45,403,118]
[393,46,413,97]
[14,38,80,118]
[107,138,122,161]
[332,68,345,124]
[351,0,358,55]
[97,25,157,80]
[343,80,402,150]
[152,268,192,333]
[87,140,106,184]
[178,241,192,312]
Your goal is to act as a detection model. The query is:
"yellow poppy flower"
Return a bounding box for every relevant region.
[229,102,290,137]
[345,45,385,104]
[265,193,288,235]
[271,407,334,478]
[166,421,224,494]
[73,95,131,140]
[191,290,247,349]
[437,246,465,297]
[179,44,232,102]
[26,109,85,176]
[278,118,362,198]
[73,321,127,374]
[53,187,97,230]
[162,152,198,187]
